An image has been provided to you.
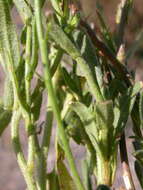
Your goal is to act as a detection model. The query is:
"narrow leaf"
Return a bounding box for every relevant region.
[116,0,133,47]
[139,91,143,128]
[0,106,12,136]
[31,80,44,121]
[3,77,14,109]
[13,0,32,23]
[114,82,143,134]
[134,161,143,189]
[95,100,114,130]
[57,160,77,190]
[70,101,102,155]
[56,144,77,190]
[47,19,103,101]
[0,0,20,68]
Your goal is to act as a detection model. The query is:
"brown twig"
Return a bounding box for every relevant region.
[119,133,136,190]
[79,19,134,86]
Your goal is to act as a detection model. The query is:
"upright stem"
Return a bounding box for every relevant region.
[7,39,37,189]
[35,1,85,189]
[25,24,32,105]
[35,135,47,190]
[42,104,53,158]
[11,109,37,190]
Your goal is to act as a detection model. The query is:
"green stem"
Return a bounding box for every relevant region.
[96,156,112,186]
[48,21,103,101]
[25,28,36,176]
[7,42,37,188]
[34,104,53,190]
[28,18,39,81]
[51,49,63,77]
[25,24,32,105]
[76,56,103,102]
[42,104,53,157]
[34,135,47,190]
[35,1,86,190]
[11,109,37,190]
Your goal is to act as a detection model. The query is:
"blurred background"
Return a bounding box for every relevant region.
[0,0,143,189]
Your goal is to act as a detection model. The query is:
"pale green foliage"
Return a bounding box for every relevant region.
[0,0,142,190]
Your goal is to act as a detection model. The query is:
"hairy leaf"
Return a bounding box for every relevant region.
[57,160,77,190]
[56,144,77,190]
[134,161,143,189]
[0,0,20,69]
[48,19,103,101]
[3,77,14,109]
[114,81,143,134]
[70,101,102,155]
[0,105,12,136]
[31,80,44,121]
[13,0,32,23]
[95,100,114,130]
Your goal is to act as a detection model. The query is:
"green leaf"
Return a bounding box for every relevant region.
[134,150,143,165]
[126,29,143,61]
[95,100,114,130]
[64,111,84,145]
[48,20,80,59]
[31,80,44,121]
[3,77,14,109]
[73,30,98,71]
[134,161,143,189]
[83,92,92,107]
[47,170,60,190]
[95,100,114,156]
[81,159,92,190]
[73,30,104,94]
[114,82,143,134]
[96,185,111,190]
[62,67,78,94]
[139,91,143,128]
[96,8,115,51]
[0,105,12,136]
[108,79,126,99]
[57,158,77,190]
[70,102,102,155]
[13,0,32,23]
[16,51,25,86]
[20,25,27,45]
[47,19,103,101]
[116,0,133,47]
[50,0,62,15]
[0,0,20,69]
[27,19,39,80]
[30,0,46,8]
[7,0,13,8]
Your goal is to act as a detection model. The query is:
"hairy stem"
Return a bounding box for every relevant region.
[25,24,32,105]
[35,0,85,189]
[11,109,37,190]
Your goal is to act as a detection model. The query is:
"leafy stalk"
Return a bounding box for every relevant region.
[48,20,103,102]
[11,109,37,190]
[25,24,32,105]
[35,0,85,190]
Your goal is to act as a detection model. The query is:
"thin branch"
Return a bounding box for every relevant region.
[119,132,136,190]
[79,20,133,86]
[35,0,85,189]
